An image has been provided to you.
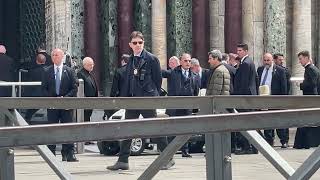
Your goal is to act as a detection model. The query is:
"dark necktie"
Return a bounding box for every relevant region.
[261,68,269,85]
[56,67,61,95]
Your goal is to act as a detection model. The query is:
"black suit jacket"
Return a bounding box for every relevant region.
[120,49,162,97]
[222,62,236,94]
[0,53,15,97]
[257,65,287,95]
[42,65,78,97]
[234,56,258,95]
[300,64,320,95]
[26,64,46,97]
[77,68,98,97]
[200,68,210,89]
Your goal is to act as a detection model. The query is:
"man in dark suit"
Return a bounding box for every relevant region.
[77,57,98,121]
[163,53,201,158]
[222,53,236,94]
[24,54,47,123]
[103,54,130,120]
[294,50,320,149]
[274,53,291,95]
[233,43,258,154]
[77,57,98,145]
[107,31,174,171]
[41,48,78,162]
[190,58,209,89]
[273,53,291,148]
[257,53,288,148]
[0,45,14,97]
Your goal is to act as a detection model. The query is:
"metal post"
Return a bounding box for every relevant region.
[205,98,232,180]
[76,79,84,154]
[0,110,15,180]
[1,109,72,180]
[288,146,320,180]
[11,85,16,97]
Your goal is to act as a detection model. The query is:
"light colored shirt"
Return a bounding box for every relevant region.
[182,68,189,78]
[240,55,248,64]
[54,64,63,81]
[260,64,274,87]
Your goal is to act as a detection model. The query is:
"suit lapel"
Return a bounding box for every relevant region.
[59,66,67,92]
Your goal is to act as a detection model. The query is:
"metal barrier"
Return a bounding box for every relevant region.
[1,96,320,180]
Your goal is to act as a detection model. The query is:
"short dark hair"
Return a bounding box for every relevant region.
[298,50,310,58]
[273,53,284,60]
[130,31,144,41]
[237,43,248,51]
[121,54,130,64]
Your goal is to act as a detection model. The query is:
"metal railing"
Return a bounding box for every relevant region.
[1,96,320,180]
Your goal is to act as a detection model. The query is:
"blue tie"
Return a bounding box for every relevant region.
[261,68,269,85]
[55,67,61,95]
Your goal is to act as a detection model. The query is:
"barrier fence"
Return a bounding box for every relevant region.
[1,96,320,180]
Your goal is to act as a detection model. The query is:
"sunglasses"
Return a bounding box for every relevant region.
[131,41,144,45]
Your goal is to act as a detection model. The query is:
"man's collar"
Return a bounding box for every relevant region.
[241,55,248,63]
[134,49,143,57]
[304,62,311,67]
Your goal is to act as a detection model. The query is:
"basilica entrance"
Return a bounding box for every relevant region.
[0,0,45,68]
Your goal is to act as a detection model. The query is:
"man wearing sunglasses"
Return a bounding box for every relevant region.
[162,53,201,158]
[107,31,174,171]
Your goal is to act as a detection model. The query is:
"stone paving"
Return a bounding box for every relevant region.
[14,146,320,180]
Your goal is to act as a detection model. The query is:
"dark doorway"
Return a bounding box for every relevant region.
[0,0,45,69]
[0,0,20,62]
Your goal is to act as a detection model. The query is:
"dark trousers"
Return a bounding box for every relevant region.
[118,109,168,163]
[264,128,289,145]
[25,109,39,123]
[235,109,258,151]
[293,127,312,149]
[84,109,93,122]
[47,109,75,155]
[168,109,191,152]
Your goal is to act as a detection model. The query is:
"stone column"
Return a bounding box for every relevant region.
[45,0,71,52]
[225,0,242,53]
[151,0,167,69]
[118,0,134,58]
[209,0,225,52]
[265,0,286,56]
[312,0,319,66]
[242,0,264,66]
[286,0,293,70]
[134,0,152,52]
[167,0,192,58]
[292,0,312,94]
[101,0,118,95]
[71,0,84,66]
[192,0,210,66]
[84,0,102,89]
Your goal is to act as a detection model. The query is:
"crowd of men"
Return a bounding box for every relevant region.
[1,30,320,170]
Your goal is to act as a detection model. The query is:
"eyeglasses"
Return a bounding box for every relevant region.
[131,41,144,45]
[183,60,191,63]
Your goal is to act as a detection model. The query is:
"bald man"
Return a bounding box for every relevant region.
[77,57,98,143]
[41,48,78,161]
[0,45,14,97]
[257,53,288,148]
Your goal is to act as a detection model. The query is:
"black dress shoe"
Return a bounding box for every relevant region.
[66,153,79,162]
[182,152,192,158]
[281,143,289,148]
[62,154,67,161]
[107,162,129,170]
